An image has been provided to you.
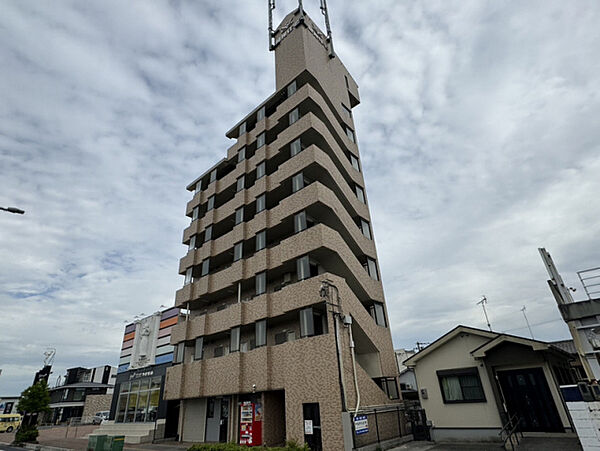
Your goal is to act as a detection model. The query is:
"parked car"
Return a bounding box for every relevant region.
[0,414,22,433]
[91,411,109,425]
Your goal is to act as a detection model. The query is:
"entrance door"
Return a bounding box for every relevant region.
[205,397,229,442]
[497,367,563,432]
[303,403,322,451]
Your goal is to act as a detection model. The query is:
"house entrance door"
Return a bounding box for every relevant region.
[497,367,563,432]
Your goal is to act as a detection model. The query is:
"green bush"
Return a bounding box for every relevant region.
[14,424,39,444]
[187,440,310,451]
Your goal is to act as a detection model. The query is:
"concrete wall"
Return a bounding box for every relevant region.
[413,332,503,431]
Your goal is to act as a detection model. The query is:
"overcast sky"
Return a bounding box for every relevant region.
[1,1,599,396]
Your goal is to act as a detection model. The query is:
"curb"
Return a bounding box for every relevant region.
[21,443,73,451]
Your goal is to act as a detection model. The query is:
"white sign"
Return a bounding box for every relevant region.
[354,415,369,435]
[304,420,313,435]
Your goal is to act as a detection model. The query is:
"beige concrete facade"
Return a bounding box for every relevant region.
[165,8,400,450]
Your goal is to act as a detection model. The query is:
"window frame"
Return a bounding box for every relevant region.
[238,147,246,163]
[194,337,204,360]
[255,319,267,347]
[257,133,265,149]
[255,271,266,295]
[287,80,297,97]
[257,106,266,121]
[256,194,266,213]
[201,258,210,277]
[235,207,244,225]
[256,161,266,179]
[236,175,245,192]
[204,225,212,242]
[289,108,299,125]
[290,138,302,157]
[207,195,215,211]
[437,367,487,404]
[209,169,217,184]
[230,327,240,353]
[292,172,304,193]
[355,185,366,204]
[233,242,243,262]
[256,230,266,251]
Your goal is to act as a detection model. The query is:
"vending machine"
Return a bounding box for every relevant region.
[239,401,262,446]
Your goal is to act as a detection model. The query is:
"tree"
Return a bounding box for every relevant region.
[14,381,51,444]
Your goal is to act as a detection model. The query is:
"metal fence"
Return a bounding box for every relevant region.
[351,402,429,450]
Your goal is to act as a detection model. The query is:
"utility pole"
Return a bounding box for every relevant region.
[521,306,534,339]
[477,296,492,332]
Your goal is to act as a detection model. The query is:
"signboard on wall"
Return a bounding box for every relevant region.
[354,415,369,435]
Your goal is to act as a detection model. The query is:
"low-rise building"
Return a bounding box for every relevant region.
[404,325,576,442]
[0,397,20,415]
[395,349,418,400]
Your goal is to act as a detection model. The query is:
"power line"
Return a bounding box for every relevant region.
[502,318,563,333]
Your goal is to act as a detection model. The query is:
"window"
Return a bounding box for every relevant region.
[239,122,246,135]
[73,388,85,401]
[289,108,299,125]
[207,195,215,211]
[256,230,266,251]
[214,346,224,358]
[290,138,302,157]
[235,207,244,225]
[116,376,162,423]
[255,320,267,347]
[257,133,265,149]
[287,80,297,97]
[201,258,210,277]
[238,147,246,163]
[256,194,266,213]
[294,211,307,233]
[256,161,266,179]
[209,169,217,183]
[297,255,318,281]
[184,267,193,285]
[230,327,240,353]
[195,181,202,193]
[233,242,243,262]
[257,106,265,121]
[342,104,352,119]
[350,153,360,171]
[360,219,371,240]
[204,225,212,242]
[300,307,324,337]
[374,377,399,400]
[256,272,266,295]
[192,206,199,222]
[370,302,386,327]
[194,337,204,360]
[437,368,486,403]
[292,172,304,193]
[174,343,184,364]
[355,185,366,203]
[189,235,196,251]
[236,175,245,192]
[346,127,355,143]
[62,389,69,401]
[365,258,379,281]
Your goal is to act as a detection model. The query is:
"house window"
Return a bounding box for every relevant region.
[257,133,265,149]
[360,219,371,240]
[256,194,266,213]
[355,185,366,203]
[300,307,324,338]
[207,195,215,211]
[233,242,243,262]
[256,272,266,295]
[256,161,266,179]
[256,230,266,251]
[174,343,184,364]
[194,337,204,360]
[201,258,210,277]
[437,368,486,403]
[374,377,399,400]
[290,138,302,157]
[287,80,297,97]
[297,255,318,281]
[370,302,386,327]
[184,267,193,285]
[294,211,307,233]
[209,169,217,183]
[204,225,212,242]
[257,106,265,121]
[188,235,196,251]
[255,320,267,347]
[292,172,304,193]
[238,147,246,163]
[239,122,246,135]
[235,207,244,225]
[365,258,379,281]
[236,175,245,192]
[230,327,240,353]
[346,127,355,143]
[350,153,360,172]
[192,206,199,222]
[289,108,299,125]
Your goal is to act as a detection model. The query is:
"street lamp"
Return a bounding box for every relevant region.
[0,206,25,215]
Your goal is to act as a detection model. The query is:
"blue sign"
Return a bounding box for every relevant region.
[354,415,369,435]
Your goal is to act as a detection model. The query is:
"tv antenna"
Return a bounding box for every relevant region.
[476,296,492,331]
[43,348,56,366]
[521,306,534,339]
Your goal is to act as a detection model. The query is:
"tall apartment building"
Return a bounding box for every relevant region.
[165,5,400,450]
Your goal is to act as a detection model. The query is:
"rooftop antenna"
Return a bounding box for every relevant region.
[521,306,534,339]
[43,348,56,366]
[477,296,492,332]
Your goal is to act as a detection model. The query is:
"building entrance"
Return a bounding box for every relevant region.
[303,403,322,451]
[497,367,563,432]
[205,397,229,442]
